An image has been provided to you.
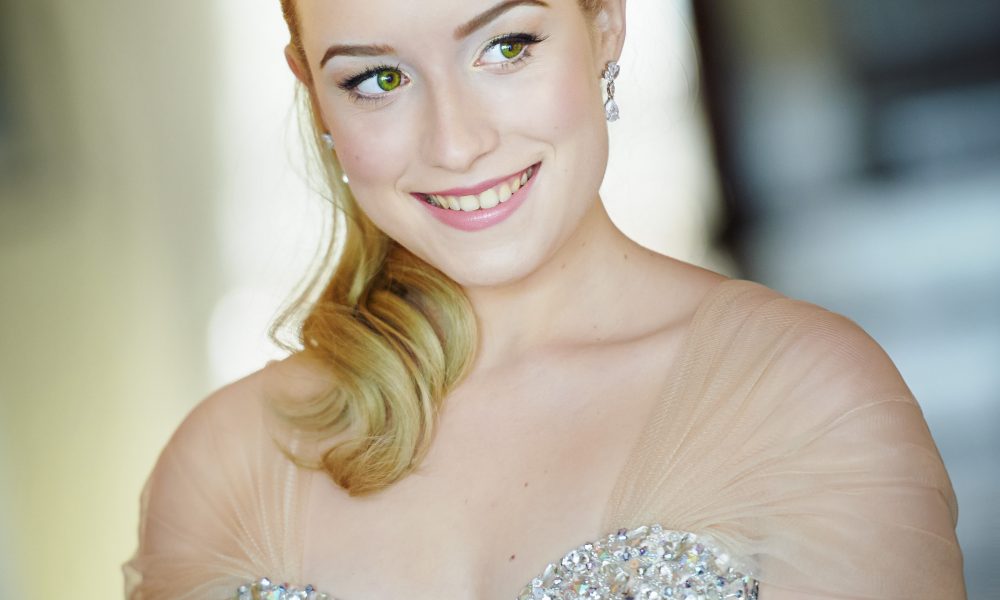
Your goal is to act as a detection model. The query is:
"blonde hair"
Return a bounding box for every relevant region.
[273,0,602,496]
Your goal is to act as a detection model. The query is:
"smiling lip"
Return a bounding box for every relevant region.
[414,162,540,232]
[421,165,534,197]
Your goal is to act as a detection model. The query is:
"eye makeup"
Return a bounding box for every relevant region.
[334,31,549,104]
[336,63,407,101]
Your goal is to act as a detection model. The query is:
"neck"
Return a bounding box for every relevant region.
[462,196,668,371]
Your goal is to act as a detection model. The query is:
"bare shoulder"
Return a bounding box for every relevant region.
[260,351,337,406]
[162,367,268,453]
[678,271,900,366]
[670,274,925,420]
[133,366,271,556]
[167,352,334,448]
[731,284,939,451]
[768,288,912,394]
[644,260,904,385]
[657,256,731,302]
[139,354,333,533]
[633,254,732,331]
[130,356,335,578]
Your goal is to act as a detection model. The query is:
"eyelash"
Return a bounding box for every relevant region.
[337,32,548,105]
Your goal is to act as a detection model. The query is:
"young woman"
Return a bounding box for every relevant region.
[123,0,966,598]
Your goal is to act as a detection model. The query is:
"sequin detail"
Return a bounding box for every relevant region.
[517,525,758,600]
[233,577,332,600]
[234,525,758,600]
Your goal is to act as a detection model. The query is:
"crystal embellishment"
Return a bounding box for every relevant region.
[233,577,332,600]
[604,98,620,122]
[233,526,758,600]
[517,525,759,600]
[603,61,621,122]
[603,61,621,81]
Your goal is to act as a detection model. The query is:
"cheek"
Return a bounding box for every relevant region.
[321,104,419,239]
[331,112,412,187]
[501,49,600,143]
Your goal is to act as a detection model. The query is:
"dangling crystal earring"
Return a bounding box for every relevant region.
[603,61,621,122]
[321,133,336,151]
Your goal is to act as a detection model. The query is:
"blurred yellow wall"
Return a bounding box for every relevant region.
[0,1,220,596]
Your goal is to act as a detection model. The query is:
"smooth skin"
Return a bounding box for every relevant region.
[271,0,801,597]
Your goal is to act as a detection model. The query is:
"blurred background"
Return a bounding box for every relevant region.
[0,0,996,598]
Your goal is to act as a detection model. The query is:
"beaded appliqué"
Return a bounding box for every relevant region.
[233,577,331,600]
[233,525,758,600]
[517,525,758,600]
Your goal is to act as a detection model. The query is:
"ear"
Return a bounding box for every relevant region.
[284,44,331,132]
[284,43,312,86]
[592,0,627,70]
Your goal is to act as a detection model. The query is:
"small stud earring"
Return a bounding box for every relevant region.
[321,133,336,151]
[603,61,621,122]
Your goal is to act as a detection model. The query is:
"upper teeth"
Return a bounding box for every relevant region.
[426,165,535,211]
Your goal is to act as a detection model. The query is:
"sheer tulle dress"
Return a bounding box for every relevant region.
[122,279,966,599]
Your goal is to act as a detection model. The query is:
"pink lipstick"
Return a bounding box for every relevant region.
[412,163,540,232]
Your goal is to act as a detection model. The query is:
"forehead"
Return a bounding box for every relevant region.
[295,0,567,51]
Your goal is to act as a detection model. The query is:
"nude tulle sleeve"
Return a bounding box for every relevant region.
[601,280,965,598]
[122,372,317,600]
[123,280,964,598]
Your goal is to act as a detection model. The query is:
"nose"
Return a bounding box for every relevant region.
[420,77,500,173]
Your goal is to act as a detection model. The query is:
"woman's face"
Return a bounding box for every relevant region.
[291,0,618,287]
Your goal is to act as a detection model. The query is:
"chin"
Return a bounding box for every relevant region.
[420,243,550,290]
[417,193,598,292]
[449,265,538,290]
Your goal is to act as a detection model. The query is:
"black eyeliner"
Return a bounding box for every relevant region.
[338,63,401,91]
[487,32,548,48]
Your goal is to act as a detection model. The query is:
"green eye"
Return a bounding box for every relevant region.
[478,34,545,66]
[377,69,402,91]
[499,41,525,59]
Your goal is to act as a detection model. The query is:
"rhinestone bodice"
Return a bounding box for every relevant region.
[233,524,758,600]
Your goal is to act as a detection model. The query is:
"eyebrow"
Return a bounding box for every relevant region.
[453,0,549,40]
[319,0,549,68]
[320,43,395,68]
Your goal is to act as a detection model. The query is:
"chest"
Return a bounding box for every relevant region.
[300,336,685,600]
